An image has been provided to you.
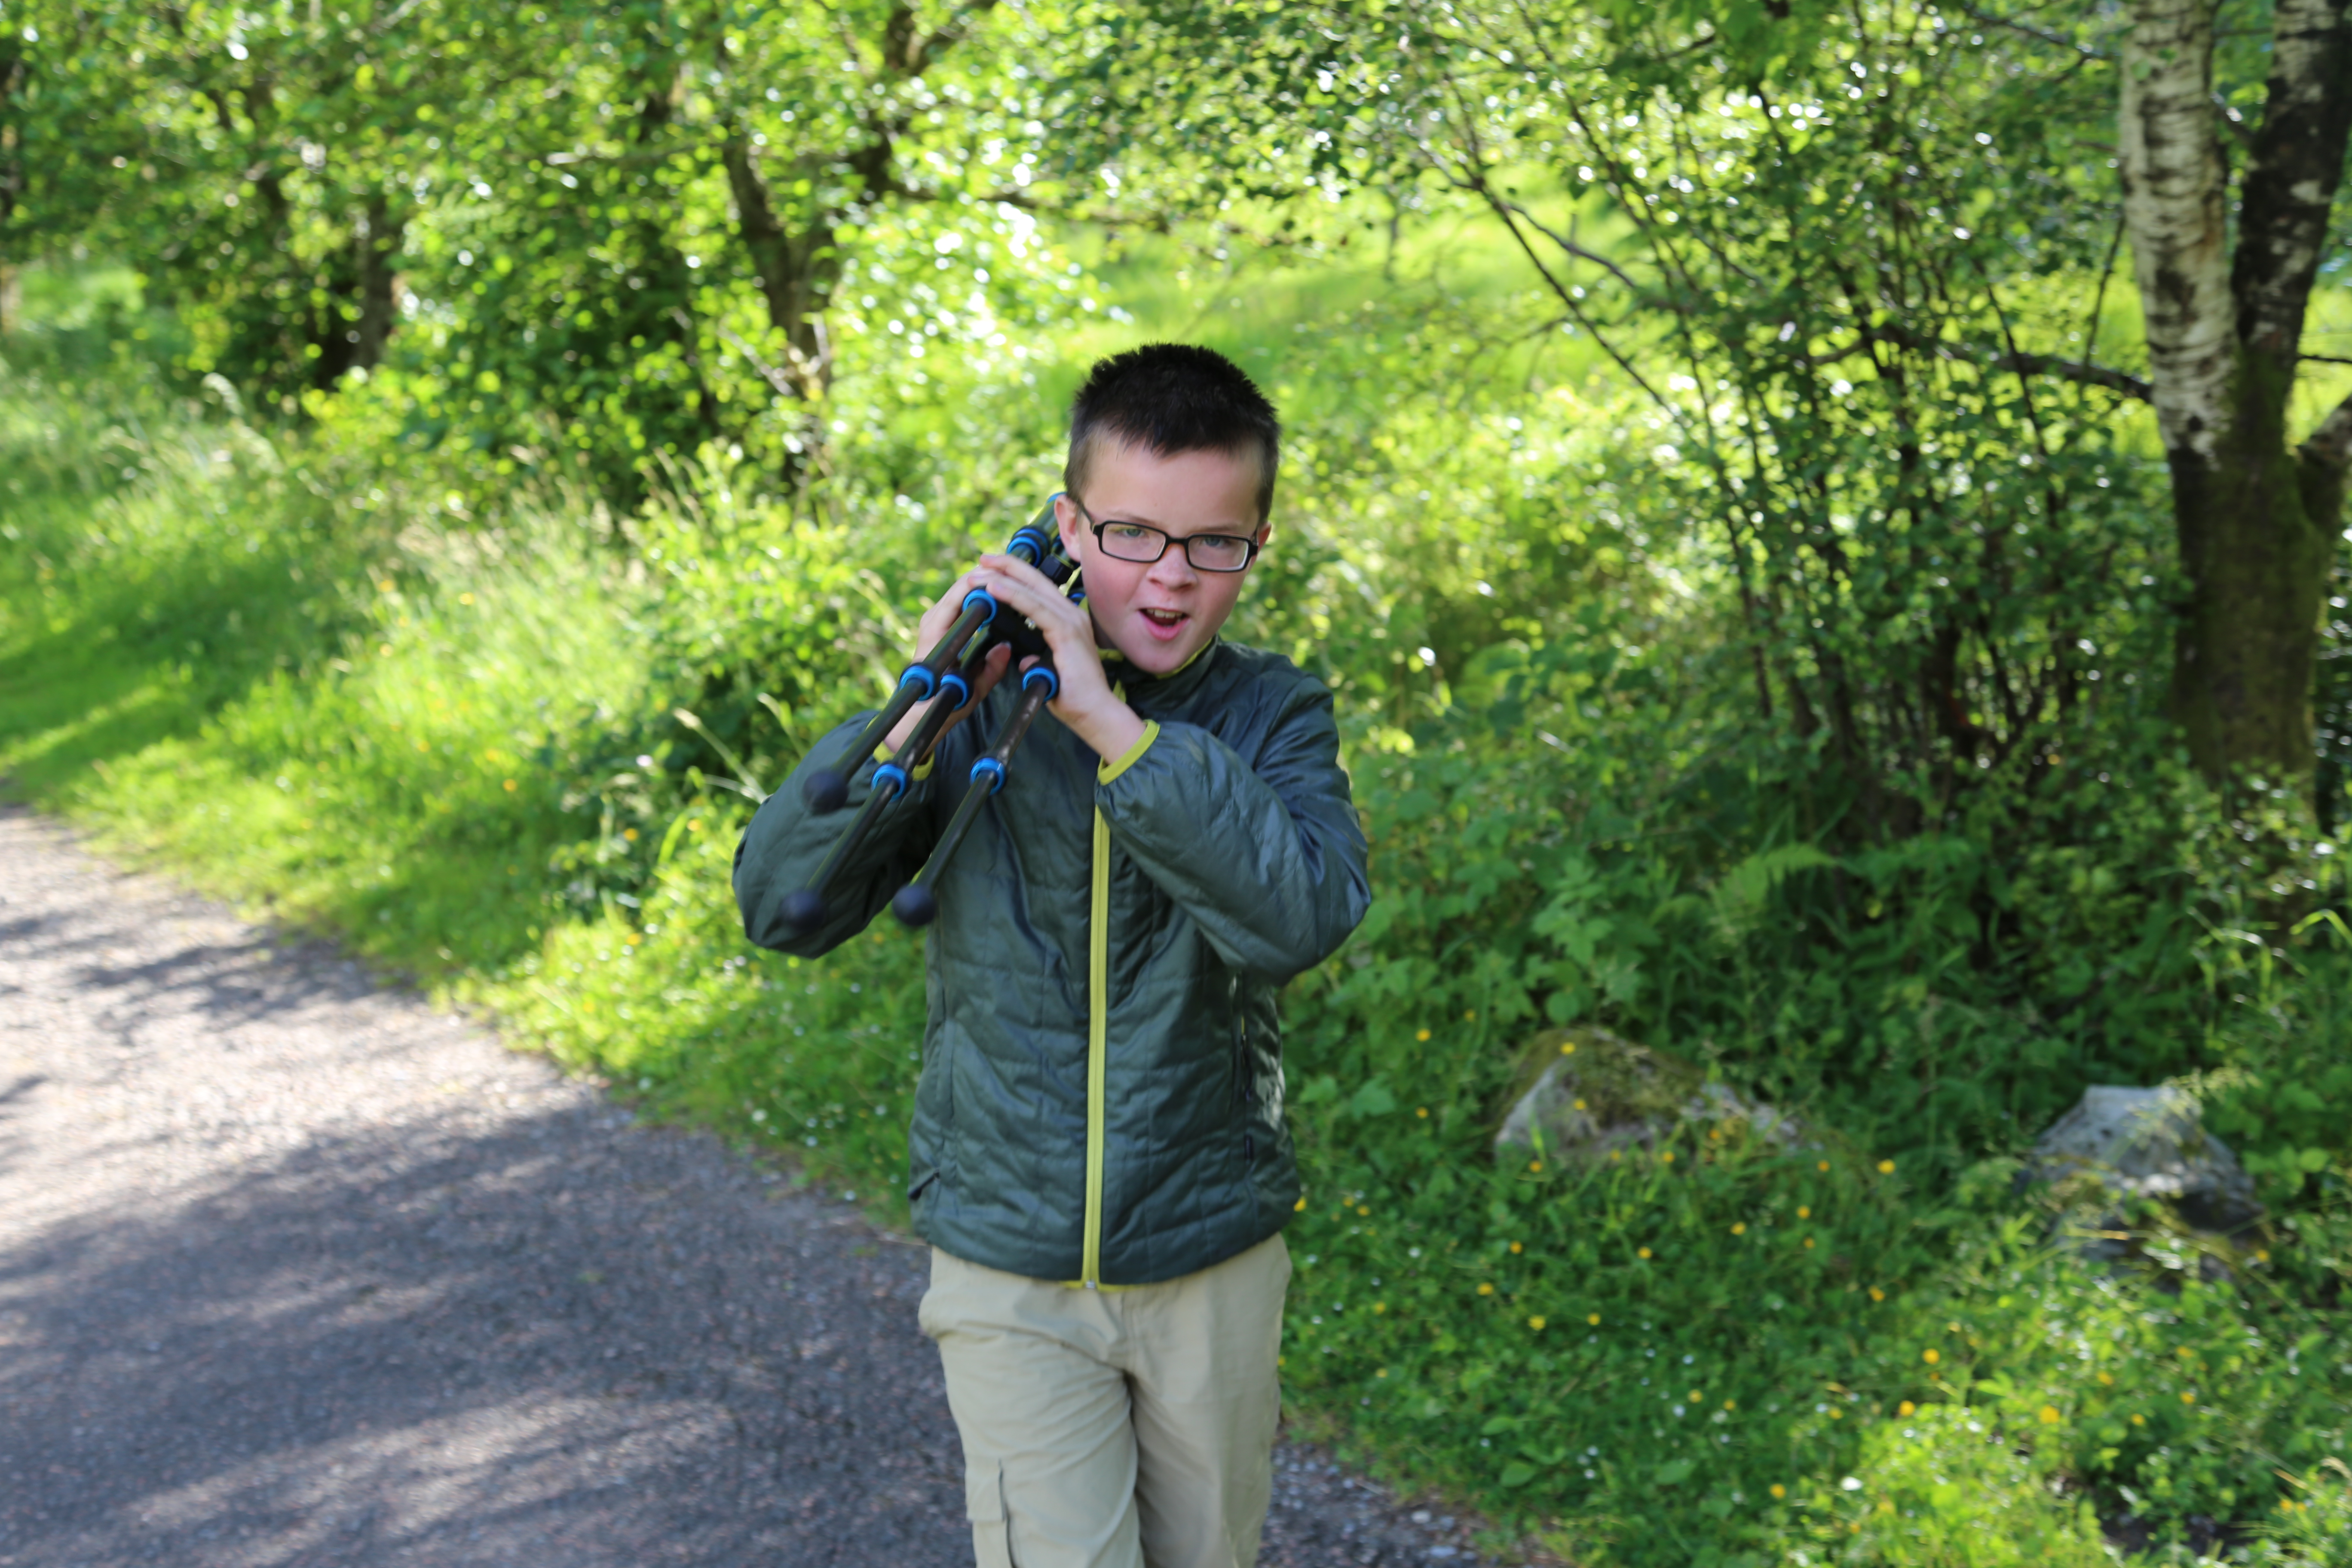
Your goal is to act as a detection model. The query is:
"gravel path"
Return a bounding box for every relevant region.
[0,804,1498,1568]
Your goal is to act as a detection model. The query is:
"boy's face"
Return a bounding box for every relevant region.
[1055,441,1268,678]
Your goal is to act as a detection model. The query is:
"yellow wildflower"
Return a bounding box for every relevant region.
[1877,1159,1895,1174]
[1478,1282,1495,1296]
[1770,1484,1788,1500]
[1817,1160,1830,1172]
[1560,1040,1577,1054]
[1510,1241,1523,1253]
[1295,1197,1308,1211]
[1637,1246,1653,1260]
[1528,1161,1542,1174]
[1923,1348,1941,1365]
[1372,1302,1386,1314]
[503,778,518,792]
[1416,1029,1431,1042]
[1529,1316,1547,1331]
[1661,1151,1676,1164]
[1869,1287,1885,1302]
[1897,1400,1915,1417]
[1376,1368,1388,1378]
[2039,1406,2061,1424]
[2132,1414,2146,1426]
[1731,1223,1747,1236]
[1587,1313,1602,1325]
[2181,1392,2196,1406]
[1417,1107,1429,1118]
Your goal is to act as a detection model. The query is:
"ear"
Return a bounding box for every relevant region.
[1055,491,1085,556]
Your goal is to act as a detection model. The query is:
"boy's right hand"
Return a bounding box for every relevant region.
[880,571,1016,755]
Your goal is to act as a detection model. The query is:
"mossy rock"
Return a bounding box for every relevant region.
[1493,1026,1797,1162]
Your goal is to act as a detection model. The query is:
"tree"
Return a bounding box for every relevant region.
[1090,0,2162,844]
[2120,0,2352,797]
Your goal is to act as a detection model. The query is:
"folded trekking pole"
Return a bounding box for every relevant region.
[779,504,1077,936]
[797,509,1063,814]
[889,655,1064,929]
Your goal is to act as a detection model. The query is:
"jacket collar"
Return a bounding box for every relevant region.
[1099,635,1221,711]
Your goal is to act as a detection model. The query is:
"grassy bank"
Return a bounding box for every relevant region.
[6,307,2350,1567]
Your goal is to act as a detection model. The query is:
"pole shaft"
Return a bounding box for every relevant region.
[904,672,1055,898]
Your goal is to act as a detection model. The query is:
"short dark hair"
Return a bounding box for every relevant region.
[1064,343,1282,523]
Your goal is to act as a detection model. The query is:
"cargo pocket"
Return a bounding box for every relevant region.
[966,1460,1015,1568]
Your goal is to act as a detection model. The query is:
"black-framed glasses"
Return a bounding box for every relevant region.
[1073,499,1261,573]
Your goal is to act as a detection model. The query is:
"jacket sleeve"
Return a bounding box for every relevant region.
[1094,679,1370,981]
[733,711,943,956]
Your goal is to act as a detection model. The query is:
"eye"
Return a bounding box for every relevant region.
[1193,535,1251,565]
[1106,523,1152,542]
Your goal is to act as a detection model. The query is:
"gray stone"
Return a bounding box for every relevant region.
[2027,1085,2263,1237]
[1494,1027,1796,1162]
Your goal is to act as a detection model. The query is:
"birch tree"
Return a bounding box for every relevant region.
[2121,0,2352,796]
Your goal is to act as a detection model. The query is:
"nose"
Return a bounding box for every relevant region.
[1145,545,1198,591]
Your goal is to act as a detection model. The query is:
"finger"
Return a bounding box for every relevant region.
[962,642,1015,710]
[973,569,1078,627]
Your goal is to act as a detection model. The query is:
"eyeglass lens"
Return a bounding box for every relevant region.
[1095,521,1254,572]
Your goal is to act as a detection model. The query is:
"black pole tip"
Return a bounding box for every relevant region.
[781,888,826,933]
[802,768,849,813]
[891,884,939,928]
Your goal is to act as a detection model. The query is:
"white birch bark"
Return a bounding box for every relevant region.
[2120,0,2236,460]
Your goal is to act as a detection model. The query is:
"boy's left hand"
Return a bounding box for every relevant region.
[969,551,1148,766]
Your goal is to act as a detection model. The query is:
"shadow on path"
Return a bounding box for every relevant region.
[0,1100,967,1568]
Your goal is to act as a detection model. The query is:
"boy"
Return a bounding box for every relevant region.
[734,343,1370,1568]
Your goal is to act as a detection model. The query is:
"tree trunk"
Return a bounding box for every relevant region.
[720,135,837,399]
[2,52,23,335]
[352,195,404,369]
[2122,0,2352,793]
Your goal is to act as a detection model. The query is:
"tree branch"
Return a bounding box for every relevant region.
[1955,3,2108,59]
[2229,0,2352,364]
[1993,350,2154,400]
[2298,386,2352,468]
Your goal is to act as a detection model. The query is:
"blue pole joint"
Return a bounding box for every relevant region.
[1005,526,1051,565]
[962,587,999,621]
[897,663,940,699]
[937,671,971,708]
[970,756,1008,794]
[873,762,910,795]
[1022,665,1060,700]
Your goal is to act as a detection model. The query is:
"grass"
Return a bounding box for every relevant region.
[6,294,2351,1567]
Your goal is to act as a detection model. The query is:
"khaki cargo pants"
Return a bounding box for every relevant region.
[917,1234,1291,1568]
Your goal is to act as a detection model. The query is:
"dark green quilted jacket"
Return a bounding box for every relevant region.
[734,640,1370,1286]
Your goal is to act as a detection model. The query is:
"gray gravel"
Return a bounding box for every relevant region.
[0,804,1501,1567]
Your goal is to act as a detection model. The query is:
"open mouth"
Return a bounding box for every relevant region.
[1138,607,1190,639]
